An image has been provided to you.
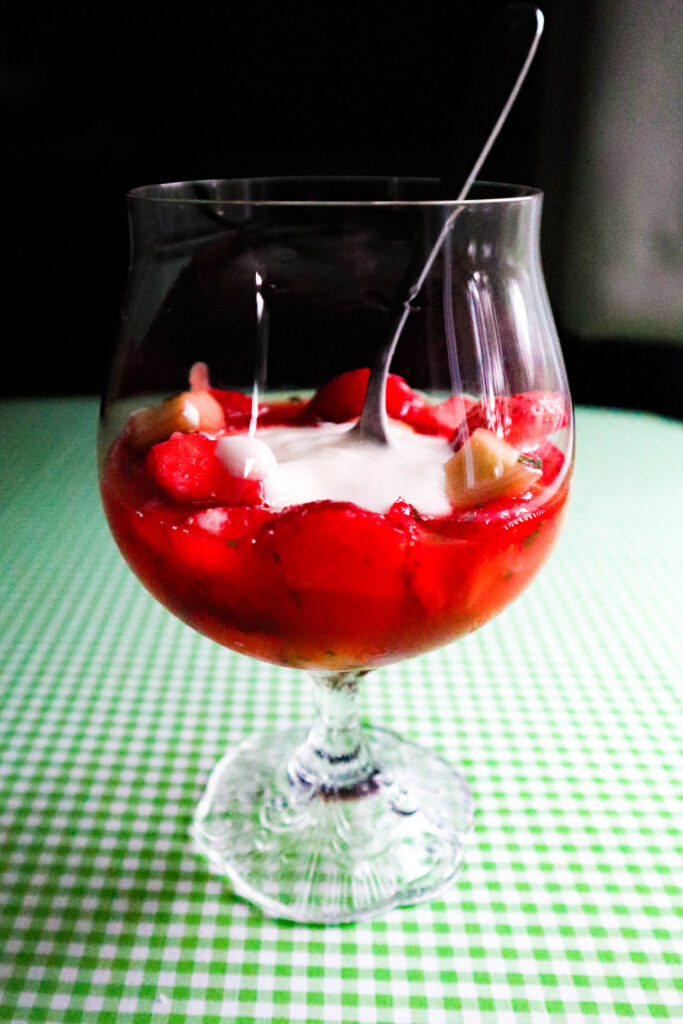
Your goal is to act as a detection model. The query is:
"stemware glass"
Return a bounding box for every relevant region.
[98,177,574,923]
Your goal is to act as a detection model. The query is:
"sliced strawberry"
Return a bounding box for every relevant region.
[451,392,570,450]
[406,531,480,617]
[256,399,307,427]
[386,374,426,421]
[520,440,567,487]
[241,501,415,665]
[300,368,371,423]
[146,432,264,505]
[184,504,277,540]
[300,367,478,440]
[387,497,419,521]
[408,394,476,436]
[168,505,277,580]
[300,368,426,425]
[208,388,254,428]
[254,500,412,596]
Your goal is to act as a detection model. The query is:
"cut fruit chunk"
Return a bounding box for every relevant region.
[409,394,476,436]
[185,505,277,539]
[128,390,225,449]
[254,500,412,596]
[301,368,370,423]
[189,361,210,391]
[451,391,569,449]
[215,435,284,503]
[301,368,476,438]
[208,388,254,427]
[301,368,426,425]
[445,428,542,509]
[146,432,264,505]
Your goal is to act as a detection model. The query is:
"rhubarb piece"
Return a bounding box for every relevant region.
[128,390,225,450]
[189,361,210,391]
[445,428,542,509]
[146,432,264,504]
[451,391,569,450]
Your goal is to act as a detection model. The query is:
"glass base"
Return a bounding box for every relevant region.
[192,725,474,923]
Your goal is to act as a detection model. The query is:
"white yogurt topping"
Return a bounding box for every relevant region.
[250,422,453,515]
[215,434,281,484]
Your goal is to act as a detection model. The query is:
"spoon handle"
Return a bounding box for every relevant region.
[354,5,544,446]
[453,6,544,202]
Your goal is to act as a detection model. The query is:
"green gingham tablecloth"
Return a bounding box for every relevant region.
[1,398,681,1023]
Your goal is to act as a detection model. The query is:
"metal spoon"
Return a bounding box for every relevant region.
[353,5,545,445]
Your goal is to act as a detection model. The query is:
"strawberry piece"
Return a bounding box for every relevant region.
[209,390,310,429]
[146,432,264,504]
[521,440,566,487]
[256,400,308,427]
[406,531,478,617]
[254,500,412,596]
[451,392,570,450]
[243,501,414,663]
[301,368,371,423]
[385,498,422,539]
[208,388,254,428]
[301,368,426,424]
[387,497,419,521]
[386,374,426,420]
[300,367,476,439]
[408,394,476,436]
[184,505,277,539]
[168,505,277,580]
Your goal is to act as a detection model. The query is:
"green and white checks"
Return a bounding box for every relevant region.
[1,399,682,1022]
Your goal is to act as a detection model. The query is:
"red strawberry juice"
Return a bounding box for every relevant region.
[101,374,571,671]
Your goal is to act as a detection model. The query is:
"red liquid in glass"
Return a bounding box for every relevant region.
[101,387,570,671]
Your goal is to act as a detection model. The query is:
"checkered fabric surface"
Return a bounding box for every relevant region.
[1,398,681,1023]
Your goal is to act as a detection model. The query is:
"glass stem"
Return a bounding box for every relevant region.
[288,671,377,799]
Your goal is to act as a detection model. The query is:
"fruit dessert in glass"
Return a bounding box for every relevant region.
[102,368,569,670]
[99,178,573,922]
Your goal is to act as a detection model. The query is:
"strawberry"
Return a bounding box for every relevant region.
[408,394,476,436]
[451,391,570,450]
[208,388,254,428]
[300,368,426,424]
[520,440,567,488]
[299,368,369,423]
[184,505,277,540]
[386,374,427,421]
[243,501,414,663]
[146,432,264,505]
[254,500,412,597]
[256,399,307,427]
[301,367,478,440]
[167,505,277,582]
[209,389,319,429]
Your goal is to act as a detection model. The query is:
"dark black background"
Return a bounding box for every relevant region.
[2,0,680,416]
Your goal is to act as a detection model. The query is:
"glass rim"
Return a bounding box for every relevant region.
[126,177,543,207]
